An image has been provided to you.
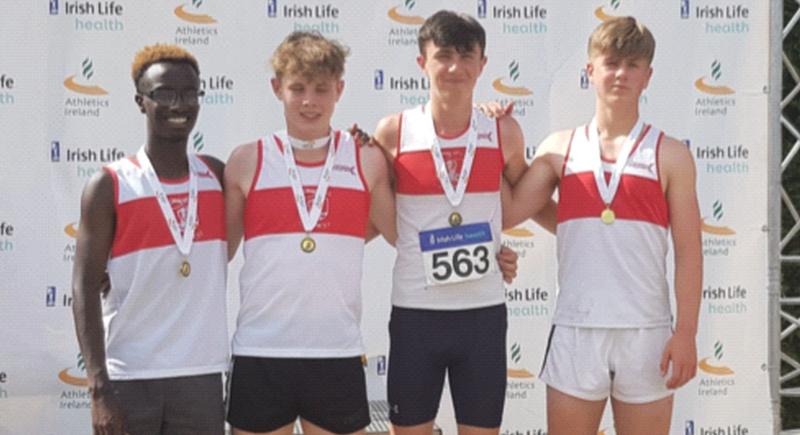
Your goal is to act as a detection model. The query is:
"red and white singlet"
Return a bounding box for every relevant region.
[555,123,672,327]
[104,154,228,380]
[233,131,370,358]
[393,105,505,310]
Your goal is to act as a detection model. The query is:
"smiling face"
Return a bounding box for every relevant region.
[417,41,486,101]
[271,72,343,140]
[587,52,652,106]
[135,61,201,142]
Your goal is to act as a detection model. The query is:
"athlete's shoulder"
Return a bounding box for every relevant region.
[536,129,573,156]
[658,134,694,175]
[374,112,402,154]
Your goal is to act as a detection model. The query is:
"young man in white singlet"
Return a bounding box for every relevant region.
[72,44,228,435]
[223,32,395,435]
[503,17,703,435]
[371,10,529,435]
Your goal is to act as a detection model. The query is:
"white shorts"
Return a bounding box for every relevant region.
[539,325,674,404]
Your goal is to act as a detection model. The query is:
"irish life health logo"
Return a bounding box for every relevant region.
[0,221,14,253]
[49,0,125,32]
[477,0,548,35]
[702,200,736,258]
[492,60,535,117]
[174,0,219,46]
[63,58,110,118]
[506,343,536,401]
[594,0,622,21]
[695,60,736,117]
[0,73,15,106]
[680,0,752,34]
[691,140,750,176]
[265,0,342,35]
[698,341,736,398]
[372,67,430,107]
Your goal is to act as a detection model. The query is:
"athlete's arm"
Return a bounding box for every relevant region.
[224,142,258,260]
[71,170,126,435]
[361,144,397,245]
[658,136,703,390]
[502,131,565,231]
[372,113,400,164]
[498,115,527,186]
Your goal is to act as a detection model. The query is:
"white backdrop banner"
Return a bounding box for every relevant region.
[0,0,772,434]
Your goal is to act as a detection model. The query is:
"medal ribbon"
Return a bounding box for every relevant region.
[137,147,198,257]
[276,130,337,234]
[426,102,479,208]
[588,117,644,209]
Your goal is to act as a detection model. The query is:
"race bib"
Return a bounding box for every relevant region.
[419,222,497,286]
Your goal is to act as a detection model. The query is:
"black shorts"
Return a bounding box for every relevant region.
[387,304,507,428]
[226,356,370,434]
[110,373,224,435]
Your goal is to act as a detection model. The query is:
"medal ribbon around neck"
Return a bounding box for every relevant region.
[588,117,645,212]
[137,147,198,257]
[426,102,480,208]
[276,130,337,235]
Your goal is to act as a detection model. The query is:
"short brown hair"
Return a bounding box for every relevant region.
[131,43,199,89]
[271,31,349,81]
[588,16,655,64]
[418,10,486,57]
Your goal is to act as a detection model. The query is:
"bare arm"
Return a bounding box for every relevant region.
[71,170,126,434]
[502,131,566,230]
[361,144,397,245]
[498,115,527,186]
[224,142,258,260]
[658,136,703,389]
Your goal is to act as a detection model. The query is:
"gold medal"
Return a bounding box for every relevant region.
[600,207,615,224]
[448,211,462,227]
[179,260,191,277]
[300,236,316,253]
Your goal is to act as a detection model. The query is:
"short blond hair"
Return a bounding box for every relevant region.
[131,43,199,88]
[588,16,655,64]
[271,31,349,81]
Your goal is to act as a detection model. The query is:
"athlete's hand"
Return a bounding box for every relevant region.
[660,330,697,389]
[496,245,518,283]
[475,101,514,119]
[91,384,126,435]
[349,123,375,147]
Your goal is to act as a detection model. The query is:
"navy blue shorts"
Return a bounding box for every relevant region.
[387,304,507,428]
[226,356,370,434]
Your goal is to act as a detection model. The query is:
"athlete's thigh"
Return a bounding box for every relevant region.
[610,327,672,404]
[610,395,673,435]
[110,378,163,435]
[546,386,606,435]
[226,356,299,433]
[161,373,225,435]
[298,357,370,434]
[387,307,447,427]
[539,326,613,402]
[447,304,507,429]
